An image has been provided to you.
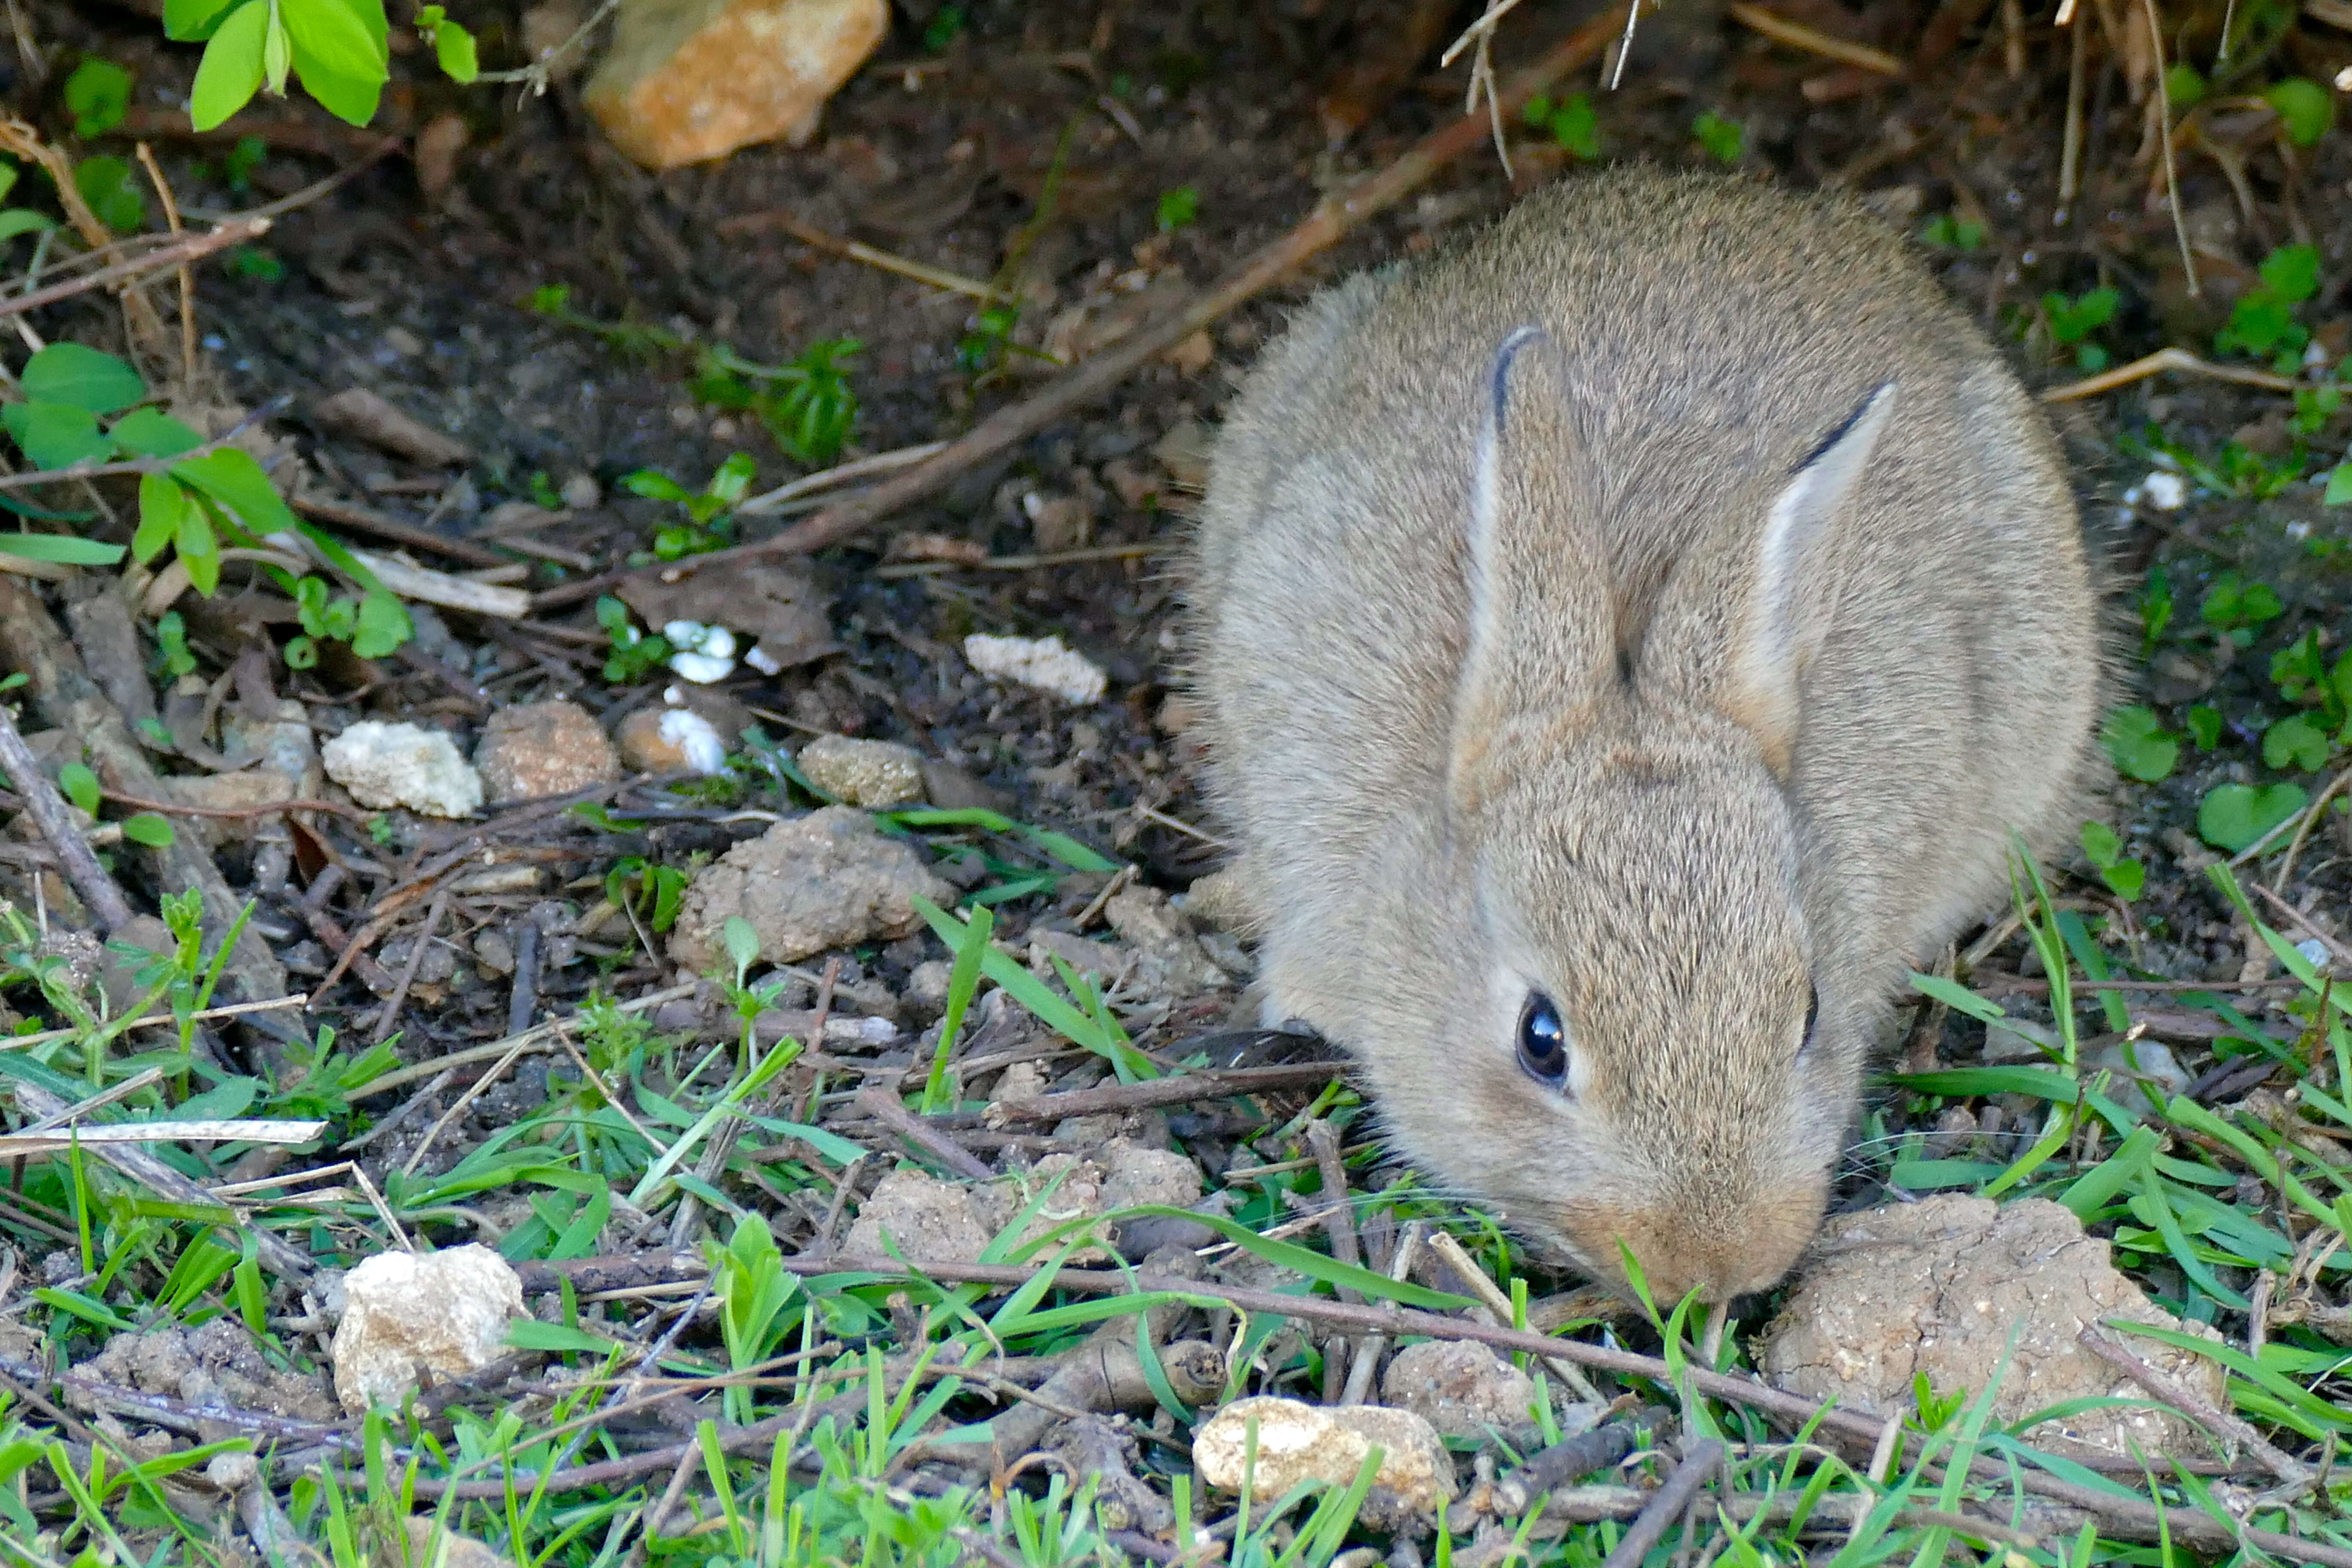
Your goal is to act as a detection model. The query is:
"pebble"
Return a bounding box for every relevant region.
[963,633,1108,705]
[799,733,926,807]
[1191,1397,1455,1528]
[331,1244,525,1412]
[473,700,622,803]
[667,805,952,971]
[585,0,889,169]
[322,721,483,818]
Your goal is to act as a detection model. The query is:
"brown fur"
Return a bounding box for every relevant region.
[1183,167,2107,1304]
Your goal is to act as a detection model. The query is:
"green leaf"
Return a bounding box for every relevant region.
[63,59,132,139]
[2262,712,2331,772]
[0,210,53,246]
[2258,242,2321,304]
[1691,110,1742,163]
[2101,704,2177,782]
[22,344,144,416]
[2098,858,2145,901]
[108,408,204,458]
[285,0,390,126]
[3,403,110,471]
[2163,62,2206,108]
[721,916,761,978]
[178,496,220,596]
[432,20,478,82]
[349,591,410,658]
[2079,820,2122,867]
[2197,781,2306,853]
[133,474,185,564]
[2187,704,2223,750]
[71,156,144,233]
[189,0,268,129]
[2326,464,2352,507]
[58,763,99,817]
[164,0,249,41]
[120,814,174,848]
[2262,79,2334,147]
[0,533,124,566]
[170,447,294,536]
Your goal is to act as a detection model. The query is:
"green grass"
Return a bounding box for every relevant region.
[3,765,2351,1568]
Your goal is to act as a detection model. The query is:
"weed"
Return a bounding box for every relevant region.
[277,572,413,666]
[2197,781,2306,851]
[63,58,131,138]
[923,4,967,50]
[691,340,861,468]
[2263,76,2335,144]
[2042,286,2119,370]
[1522,93,1599,159]
[525,283,687,361]
[2199,569,2284,646]
[956,302,1023,375]
[1157,184,1200,231]
[625,453,756,561]
[1918,211,1984,251]
[2215,243,2320,368]
[1691,110,1743,163]
[596,596,672,682]
[2078,821,2144,900]
[2101,704,2177,782]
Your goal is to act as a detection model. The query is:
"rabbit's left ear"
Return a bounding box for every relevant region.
[1721,380,1896,775]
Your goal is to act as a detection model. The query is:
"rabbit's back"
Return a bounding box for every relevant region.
[1189,167,2100,1007]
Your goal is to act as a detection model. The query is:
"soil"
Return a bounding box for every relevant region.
[10,0,2352,1285]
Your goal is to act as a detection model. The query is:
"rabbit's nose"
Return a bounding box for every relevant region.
[1563,1184,1827,1304]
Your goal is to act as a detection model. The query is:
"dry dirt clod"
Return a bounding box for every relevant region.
[798,734,926,807]
[1192,1396,1456,1528]
[322,721,484,818]
[1381,1339,1540,1438]
[1103,885,1232,998]
[331,1244,526,1413]
[841,1167,995,1265]
[668,805,952,970]
[585,0,889,171]
[474,700,624,803]
[1759,1195,2230,1458]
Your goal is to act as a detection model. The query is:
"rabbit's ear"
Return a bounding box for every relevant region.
[1447,328,1613,814]
[1723,380,1897,774]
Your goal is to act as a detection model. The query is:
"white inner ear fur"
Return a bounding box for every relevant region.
[1733,380,1897,765]
[1463,324,1548,695]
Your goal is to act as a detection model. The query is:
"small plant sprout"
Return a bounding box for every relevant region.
[1157,185,1200,231]
[276,573,411,668]
[64,58,132,139]
[690,341,862,467]
[1691,111,1743,163]
[2041,287,2119,370]
[595,596,671,683]
[2214,243,2320,370]
[411,6,478,82]
[625,453,756,561]
[2101,705,2177,783]
[1522,93,1600,159]
[1919,211,1985,251]
[2199,570,2284,647]
[2198,781,2306,852]
[2079,821,2144,901]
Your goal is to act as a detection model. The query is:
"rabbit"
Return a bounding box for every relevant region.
[1184,165,2105,1306]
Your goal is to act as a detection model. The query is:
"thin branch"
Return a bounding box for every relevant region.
[0,218,269,323]
[0,700,132,929]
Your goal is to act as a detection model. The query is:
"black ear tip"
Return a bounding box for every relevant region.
[1487,325,1547,420]
[1795,379,1899,473]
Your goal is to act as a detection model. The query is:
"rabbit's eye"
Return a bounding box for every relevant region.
[1517,992,1569,1087]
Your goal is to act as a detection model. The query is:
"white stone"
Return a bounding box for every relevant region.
[2143,471,2187,510]
[322,721,484,817]
[963,633,1107,705]
[331,1244,525,1412]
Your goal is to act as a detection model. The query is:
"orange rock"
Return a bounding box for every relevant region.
[586,0,888,170]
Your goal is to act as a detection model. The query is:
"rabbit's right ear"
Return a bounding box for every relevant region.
[1719,381,1896,776]
[1446,328,1613,815]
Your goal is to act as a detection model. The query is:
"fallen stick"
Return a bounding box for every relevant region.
[0,701,133,931]
[0,218,271,322]
[535,0,1633,611]
[2043,344,2299,402]
[983,1060,1349,1124]
[291,495,509,570]
[1600,1439,1724,1568]
[2078,1325,2312,1487]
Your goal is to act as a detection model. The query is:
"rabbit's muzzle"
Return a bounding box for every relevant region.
[1556,1177,1829,1305]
